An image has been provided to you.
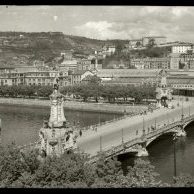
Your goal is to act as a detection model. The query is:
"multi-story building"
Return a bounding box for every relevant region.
[178,53,194,69]
[96,69,194,96]
[130,59,144,69]
[128,39,142,49]
[130,57,170,69]
[0,66,70,87]
[59,59,78,71]
[170,53,180,69]
[24,71,69,87]
[69,70,94,85]
[171,42,194,54]
[0,65,16,75]
[142,36,167,47]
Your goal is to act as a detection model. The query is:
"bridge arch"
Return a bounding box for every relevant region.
[183,120,194,130]
[146,131,176,148]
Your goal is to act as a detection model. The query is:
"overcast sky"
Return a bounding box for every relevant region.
[0,6,194,42]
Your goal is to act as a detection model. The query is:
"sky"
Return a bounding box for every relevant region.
[0,6,194,42]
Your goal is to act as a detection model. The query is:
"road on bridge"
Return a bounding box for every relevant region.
[77,100,194,157]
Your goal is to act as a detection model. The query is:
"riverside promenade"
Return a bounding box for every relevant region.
[0,97,147,114]
[77,99,194,159]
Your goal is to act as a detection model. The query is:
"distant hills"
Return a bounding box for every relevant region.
[0,31,129,66]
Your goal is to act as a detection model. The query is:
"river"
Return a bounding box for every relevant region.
[0,104,194,184]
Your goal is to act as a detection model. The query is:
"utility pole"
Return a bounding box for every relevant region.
[189,105,190,117]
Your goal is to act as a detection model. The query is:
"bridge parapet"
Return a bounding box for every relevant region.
[89,114,194,163]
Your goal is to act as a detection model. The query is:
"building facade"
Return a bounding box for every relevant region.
[69,70,94,85]
[130,57,170,69]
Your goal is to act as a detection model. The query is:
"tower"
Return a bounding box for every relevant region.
[39,77,77,157]
[156,69,173,108]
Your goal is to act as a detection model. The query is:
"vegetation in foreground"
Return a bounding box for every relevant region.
[0,144,193,188]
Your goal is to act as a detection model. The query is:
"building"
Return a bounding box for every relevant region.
[128,39,142,49]
[0,65,16,74]
[96,69,194,96]
[0,67,70,87]
[142,36,167,47]
[171,42,194,54]
[101,45,116,56]
[69,70,94,85]
[130,57,170,69]
[59,59,78,71]
[169,53,181,70]
[61,50,73,60]
[24,71,69,87]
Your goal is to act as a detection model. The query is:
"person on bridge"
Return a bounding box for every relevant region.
[79,129,82,137]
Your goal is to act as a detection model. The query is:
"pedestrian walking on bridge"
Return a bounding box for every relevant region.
[79,129,82,137]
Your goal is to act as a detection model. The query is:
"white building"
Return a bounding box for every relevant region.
[171,43,194,54]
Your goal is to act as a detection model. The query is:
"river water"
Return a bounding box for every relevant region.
[0,104,194,184]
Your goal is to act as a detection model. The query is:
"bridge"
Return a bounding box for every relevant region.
[18,99,194,163]
[76,99,194,163]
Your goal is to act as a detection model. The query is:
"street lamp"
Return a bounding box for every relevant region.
[100,136,102,152]
[143,117,145,135]
[181,100,184,121]
[121,128,124,145]
[173,134,178,182]
[155,118,157,130]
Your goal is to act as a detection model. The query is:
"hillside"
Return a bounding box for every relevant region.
[0,32,129,66]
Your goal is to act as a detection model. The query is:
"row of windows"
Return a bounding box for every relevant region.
[173,84,194,88]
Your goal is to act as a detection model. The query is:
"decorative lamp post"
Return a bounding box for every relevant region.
[181,100,184,121]
[173,133,178,182]
[155,118,157,130]
[143,117,145,135]
[122,128,124,145]
[100,136,102,152]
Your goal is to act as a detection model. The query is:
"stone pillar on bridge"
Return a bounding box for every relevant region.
[39,76,78,157]
[135,144,149,157]
[175,123,187,137]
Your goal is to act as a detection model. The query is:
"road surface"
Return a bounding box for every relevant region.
[77,100,194,157]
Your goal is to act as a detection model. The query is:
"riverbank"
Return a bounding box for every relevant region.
[0,97,148,114]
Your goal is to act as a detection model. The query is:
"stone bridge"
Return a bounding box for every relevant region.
[76,100,194,163]
[87,113,194,163]
[19,100,194,163]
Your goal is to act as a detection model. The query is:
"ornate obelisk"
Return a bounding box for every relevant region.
[156,69,173,108]
[39,77,77,157]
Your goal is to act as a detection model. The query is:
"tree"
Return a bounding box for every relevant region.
[173,173,194,187]
[126,158,162,187]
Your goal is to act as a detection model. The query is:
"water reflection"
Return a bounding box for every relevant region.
[119,125,194,184]
[0,104,121,146]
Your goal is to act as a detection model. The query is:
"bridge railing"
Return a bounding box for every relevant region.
[89,114,194,163]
